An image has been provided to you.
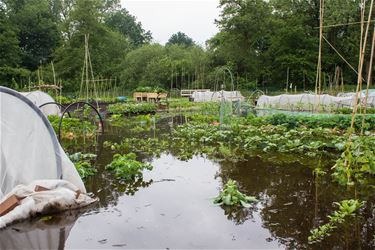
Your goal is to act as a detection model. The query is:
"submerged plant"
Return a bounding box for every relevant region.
[214,179,257,208]
[68,152,97,179]
[308,199,364,244]
[75,161,97,179]
[105,153,153,181]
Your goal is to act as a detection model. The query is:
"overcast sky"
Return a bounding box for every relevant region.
[120,0,221,46]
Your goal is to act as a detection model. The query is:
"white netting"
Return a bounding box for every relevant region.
[0,87,85,200]
[256,93,375,111]
[192,90,244,102]
[21,91,60,116]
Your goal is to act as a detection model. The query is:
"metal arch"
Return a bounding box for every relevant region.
[58,101,104,141]
[39,102,71,118]
[248,89,265,105]
[214,67,235,92]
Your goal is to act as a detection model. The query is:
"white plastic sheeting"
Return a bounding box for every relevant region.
[256,93,375,111]
[0,87,85,200]
[0,180,96,229]
[21,90,60,116]
[192,90,244,102]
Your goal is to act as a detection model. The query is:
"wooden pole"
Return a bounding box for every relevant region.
[286,67,289,93]
[350,0,374,130]
[315,0,324,111]
[361,26,375,135]
[318,0,324,96]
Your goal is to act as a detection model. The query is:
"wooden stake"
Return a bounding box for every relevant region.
[350,0,374,131]
[361,26,375,135]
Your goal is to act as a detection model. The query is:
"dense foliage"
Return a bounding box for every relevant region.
[69,152,97,178]
[0,0,370,94]
[107,102,156,115]
[48,114,97,139]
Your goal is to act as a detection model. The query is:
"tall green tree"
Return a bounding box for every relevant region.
[105,8,152,46]
[5,0,61,70]
[54,0,130,90]
[0,6,20,67]
[166,32,195,47]
[208,0,274,84]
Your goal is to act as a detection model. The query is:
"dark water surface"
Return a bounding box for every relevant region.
[1,114,374,249]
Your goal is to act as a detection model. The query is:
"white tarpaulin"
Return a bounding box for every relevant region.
[0,87,92,228]
[192,90,244,102]
[256,93,375,111]
[21,91,60,116]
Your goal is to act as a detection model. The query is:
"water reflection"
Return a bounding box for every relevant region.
[7,114,371,249]
[0,208,88,250]
[220,205,258,225]
[219,158,375,249]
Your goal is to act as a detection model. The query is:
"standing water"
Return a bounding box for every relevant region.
[1,114,374,249]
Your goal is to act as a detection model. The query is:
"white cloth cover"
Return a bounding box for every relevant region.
[21,91,60,116]
[0,87,85,200]
[192,90,244,102]
[0,180,96,229]
[256,93,375,111]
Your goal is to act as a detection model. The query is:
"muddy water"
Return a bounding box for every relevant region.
[1,114,374,249]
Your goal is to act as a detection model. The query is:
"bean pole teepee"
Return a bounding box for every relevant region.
[79,34,99,109]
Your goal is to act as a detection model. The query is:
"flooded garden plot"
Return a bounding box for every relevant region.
[2,107,374,249]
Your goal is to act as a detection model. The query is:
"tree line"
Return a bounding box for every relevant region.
[0,0,372,93]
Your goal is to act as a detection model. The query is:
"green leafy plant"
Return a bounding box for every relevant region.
[68,152,97,179]
[308,199,364,244]
[332,136,375,186]
[48,115,96,139]
[107,102,156,115]
[105,153,153,180]
[214,179,257,208]
[75,161,97,179]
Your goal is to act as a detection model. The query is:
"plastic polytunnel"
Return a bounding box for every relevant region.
[256,93,375,111]
[192,90,245,102]
[21,90,61,116]
[0,87,94,229]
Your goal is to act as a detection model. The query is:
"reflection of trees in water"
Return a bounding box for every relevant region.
[218,158,375,249]
[116,178,153,196]
[86,172,153,208]
[220,205,258,225]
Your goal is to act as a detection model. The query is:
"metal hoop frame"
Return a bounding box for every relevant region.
[58,101,104,141]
